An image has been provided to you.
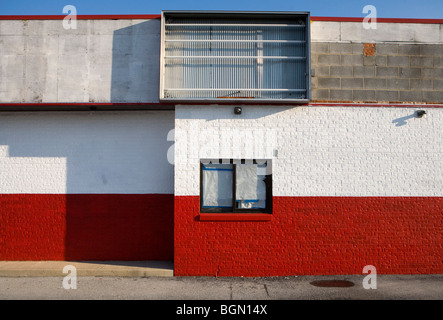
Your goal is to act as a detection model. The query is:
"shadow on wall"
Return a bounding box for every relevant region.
[0,20,176,261]
[0,111,174,261]
[392,111,426,127]
[110,20,160,103]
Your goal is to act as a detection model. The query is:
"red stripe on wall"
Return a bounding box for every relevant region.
[0,194,174,261]
[1,15,442,24]
[175,196,443,276]
[310,16,443,24]
[0,15,162,20]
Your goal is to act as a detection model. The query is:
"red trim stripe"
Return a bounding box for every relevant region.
[199,213,272,221]
[0,14,161,20]
[0,15,442,24]
[311,16,443,24]
[1,102,442,108]
[0,102,169,107]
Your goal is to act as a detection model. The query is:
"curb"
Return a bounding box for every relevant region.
[0,261,174,277]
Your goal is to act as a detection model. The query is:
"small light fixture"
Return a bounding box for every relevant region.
[416,110,426,118]
[234,106,242,115]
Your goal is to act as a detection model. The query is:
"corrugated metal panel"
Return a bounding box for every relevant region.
[160,11,310,103]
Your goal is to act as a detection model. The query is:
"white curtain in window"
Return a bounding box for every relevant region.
[202,164,233,207]
[236,164,266,209]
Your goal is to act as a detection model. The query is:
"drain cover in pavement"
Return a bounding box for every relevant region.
[310,280,355,288]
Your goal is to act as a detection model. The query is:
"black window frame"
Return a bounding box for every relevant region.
[199,159,272,214]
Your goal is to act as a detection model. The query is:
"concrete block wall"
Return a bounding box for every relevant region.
[2,18,443,105]
[312,43,443,103]
[310,20,443,104]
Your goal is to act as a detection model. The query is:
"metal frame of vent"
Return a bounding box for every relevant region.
[159,11,311,104]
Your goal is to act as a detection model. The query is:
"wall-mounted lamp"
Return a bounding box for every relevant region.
[416,110,426,118]
[234,107,242,115]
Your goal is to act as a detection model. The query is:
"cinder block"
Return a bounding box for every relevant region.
[363,56,376,66]
[434,57,443,68]
[364,78,387,89]
[341,78,363,89]
[422,68,443,79]
[386,79,409,90]
[433,80,443,90]
[375,44,398,55]
[399,91,423,102]
[329,43,352,54]
[399,68,421,79]
[330,66,353,77]
[352,90,376,101]
[376,67,399,78]
[398,44,421,56]
[318,54,340,65]
[330,89,353,101]
[311,77,318,89]
[387,56,410,67]
[351,43,364,54]
[311,89,329,100]
[311,53,318,65]
[410,79,433,90]
[423,91,443,102]
[421,44,443,56]
[317,77,341,89]
[376,90,399,102]
[312,66,330,77]
[410,57,433,67]
[353,66,375,77]
[341,54,363,66]
[375,56,387,66]
[311,42,329,53]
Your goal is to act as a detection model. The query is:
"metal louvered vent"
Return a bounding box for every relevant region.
[160,11,311,103]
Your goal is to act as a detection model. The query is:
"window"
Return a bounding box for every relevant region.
[200,159,272,213]
[160,11,311,103]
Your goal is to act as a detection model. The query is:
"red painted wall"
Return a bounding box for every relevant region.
[175,196,443,276]
[0,194,174,260]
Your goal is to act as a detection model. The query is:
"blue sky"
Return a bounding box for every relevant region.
[1,0,443,19]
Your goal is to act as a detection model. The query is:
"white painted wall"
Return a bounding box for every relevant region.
[0,111,174,194]
[174,105,443,197]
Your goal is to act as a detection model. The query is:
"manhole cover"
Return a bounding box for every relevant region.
[310,280,355,288]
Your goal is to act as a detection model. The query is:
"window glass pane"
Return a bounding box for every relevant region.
[236,163,267,209]
[162,12,310,101]
[202,164,233,208]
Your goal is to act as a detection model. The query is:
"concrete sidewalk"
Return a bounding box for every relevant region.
[0,274,442,300]
[0,261,174,277]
